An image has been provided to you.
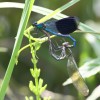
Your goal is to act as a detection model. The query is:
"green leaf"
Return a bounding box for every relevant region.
[40,84,47,94]
[25,96,29,100]
[38,78,43,89]
[85,34,100,57]
[38,78,47,94]
[25,96,34,100]
[29,81,37,94]
[30,68,40,78]
[29,96,34,100]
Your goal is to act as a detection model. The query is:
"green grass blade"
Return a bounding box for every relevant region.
[0,2,98,35]
[0,0,35,99]
[37,0,80,23]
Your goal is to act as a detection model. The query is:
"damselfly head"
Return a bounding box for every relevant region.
[33,22,46,29]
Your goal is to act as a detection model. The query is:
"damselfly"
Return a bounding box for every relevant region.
[33,17,77,47]
[63,42,89,96]
[32,16,89,96]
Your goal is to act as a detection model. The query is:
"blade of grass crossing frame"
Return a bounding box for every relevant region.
[0,0,35,100]
[37,0,80,24]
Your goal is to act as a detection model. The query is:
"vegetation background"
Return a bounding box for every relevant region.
[0,0,100,100]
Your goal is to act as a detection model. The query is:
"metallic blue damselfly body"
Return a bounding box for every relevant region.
[33,16,78,47]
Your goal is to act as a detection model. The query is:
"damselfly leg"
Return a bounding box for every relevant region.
[41,30,71,60]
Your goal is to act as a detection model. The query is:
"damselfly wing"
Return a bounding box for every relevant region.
[67,50,89,96]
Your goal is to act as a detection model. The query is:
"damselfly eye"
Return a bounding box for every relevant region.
[32,22,37,27]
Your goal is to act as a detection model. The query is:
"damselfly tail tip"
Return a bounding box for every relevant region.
[83,89,89,96]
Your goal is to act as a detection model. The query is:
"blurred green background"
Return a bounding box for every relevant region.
[0,0,100,100]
